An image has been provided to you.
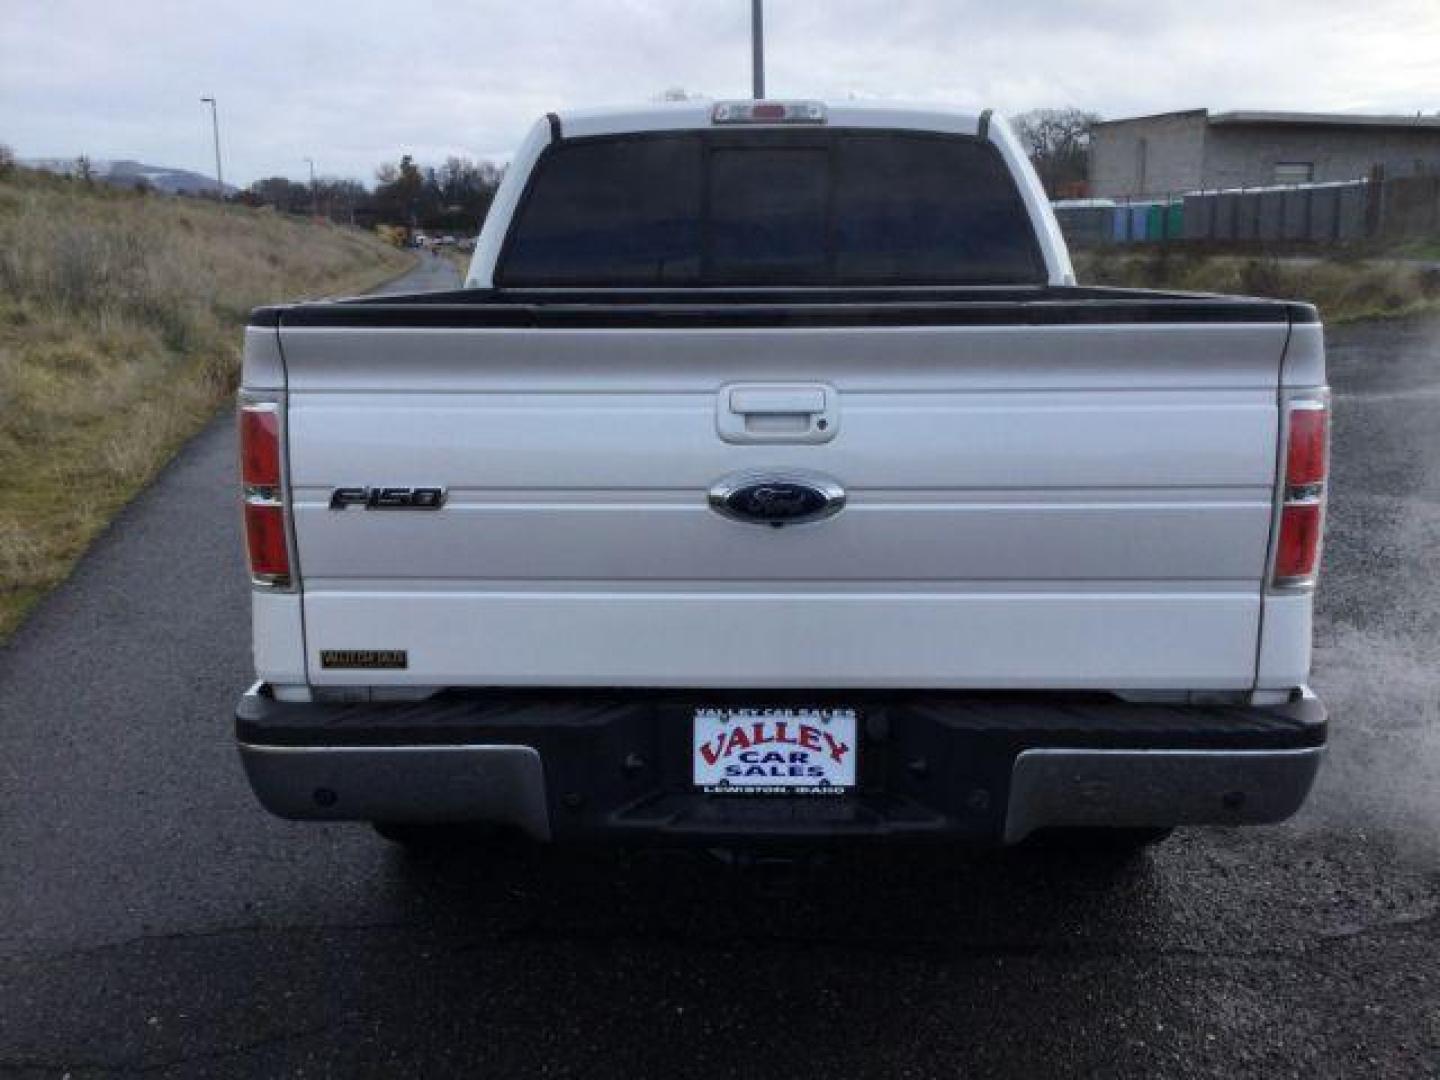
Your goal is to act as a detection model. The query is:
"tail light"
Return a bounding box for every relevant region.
[238,395,294,589]
[711,100,826,125]
[1271,396,1328,588]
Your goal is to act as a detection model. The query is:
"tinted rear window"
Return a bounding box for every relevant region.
[499,131,1045,287]
[709,147,830,281]
[496,136,703,286]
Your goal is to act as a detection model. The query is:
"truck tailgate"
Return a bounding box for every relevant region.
[277,309,1288,691]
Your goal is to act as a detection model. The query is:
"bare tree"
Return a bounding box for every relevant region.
[249,175,310,213]
[0,143,15,177]
[1012,108,1101,197]
[75,154,94,185]
[313,177,367,224]
[371,154,502,231]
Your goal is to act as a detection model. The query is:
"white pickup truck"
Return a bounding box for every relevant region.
[235,100,1328,851]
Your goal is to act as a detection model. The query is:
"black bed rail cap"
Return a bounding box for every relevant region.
[248,305,284,328]
[251,286,1318,329]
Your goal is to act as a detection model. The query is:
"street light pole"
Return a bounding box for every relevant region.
[305,157,317,218]
[199,97,223,198]
[751,0,765,99]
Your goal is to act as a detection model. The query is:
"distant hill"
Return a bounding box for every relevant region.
[20,157,237,196]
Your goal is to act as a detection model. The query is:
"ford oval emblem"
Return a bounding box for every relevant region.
[708,471,846,527]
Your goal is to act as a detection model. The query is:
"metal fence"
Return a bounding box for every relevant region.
[1181,182,1368,243]
[1054,172,1440,248]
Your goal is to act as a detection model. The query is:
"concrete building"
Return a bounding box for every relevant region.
[1089,109,1440,198]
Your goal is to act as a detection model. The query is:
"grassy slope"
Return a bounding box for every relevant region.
[1074,248,1440,323]
[0,169,413,638]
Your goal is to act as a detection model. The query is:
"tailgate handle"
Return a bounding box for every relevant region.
[730,388,826,415]
[718,383,838,444]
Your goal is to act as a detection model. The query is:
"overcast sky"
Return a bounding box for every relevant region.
[3,0,1438,187]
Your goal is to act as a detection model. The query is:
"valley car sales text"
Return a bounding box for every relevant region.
[696,708,854,793]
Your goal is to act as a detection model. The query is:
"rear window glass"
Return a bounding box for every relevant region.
[499,131,1045,287]
[833,135,1043,282]
[498,136,703,286]
[709,147,829,281]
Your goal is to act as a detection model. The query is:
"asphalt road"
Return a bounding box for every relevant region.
[2,261,1437,1077]
[370,250,465,294]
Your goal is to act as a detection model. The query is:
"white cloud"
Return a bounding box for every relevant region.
[2,0,1437,186]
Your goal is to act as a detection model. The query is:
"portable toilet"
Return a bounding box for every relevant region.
[1111,204,1130,243]
[1146,202,1166,241]
[1128,203,1150,242]
[1167,201,1184,239]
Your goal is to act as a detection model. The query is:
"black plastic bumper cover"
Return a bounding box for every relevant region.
[236,687,1325,844]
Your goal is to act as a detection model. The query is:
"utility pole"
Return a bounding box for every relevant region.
[199,96,223,198]
[305,157,317,218]
[751,0,764,99]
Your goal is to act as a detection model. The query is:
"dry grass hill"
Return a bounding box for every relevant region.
[0,167,413,637]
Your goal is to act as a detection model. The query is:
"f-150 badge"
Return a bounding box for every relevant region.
[708,471,844,526]
[329,486,446,510]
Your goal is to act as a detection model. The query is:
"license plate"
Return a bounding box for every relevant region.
[693,707,857,794]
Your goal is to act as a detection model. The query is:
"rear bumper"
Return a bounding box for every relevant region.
[235,684,1325,845]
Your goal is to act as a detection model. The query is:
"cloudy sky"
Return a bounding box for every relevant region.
[3,0,1438,187]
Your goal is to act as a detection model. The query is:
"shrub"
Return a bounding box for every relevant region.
[1237,257,1288,298]
[1075,248,1434,322]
